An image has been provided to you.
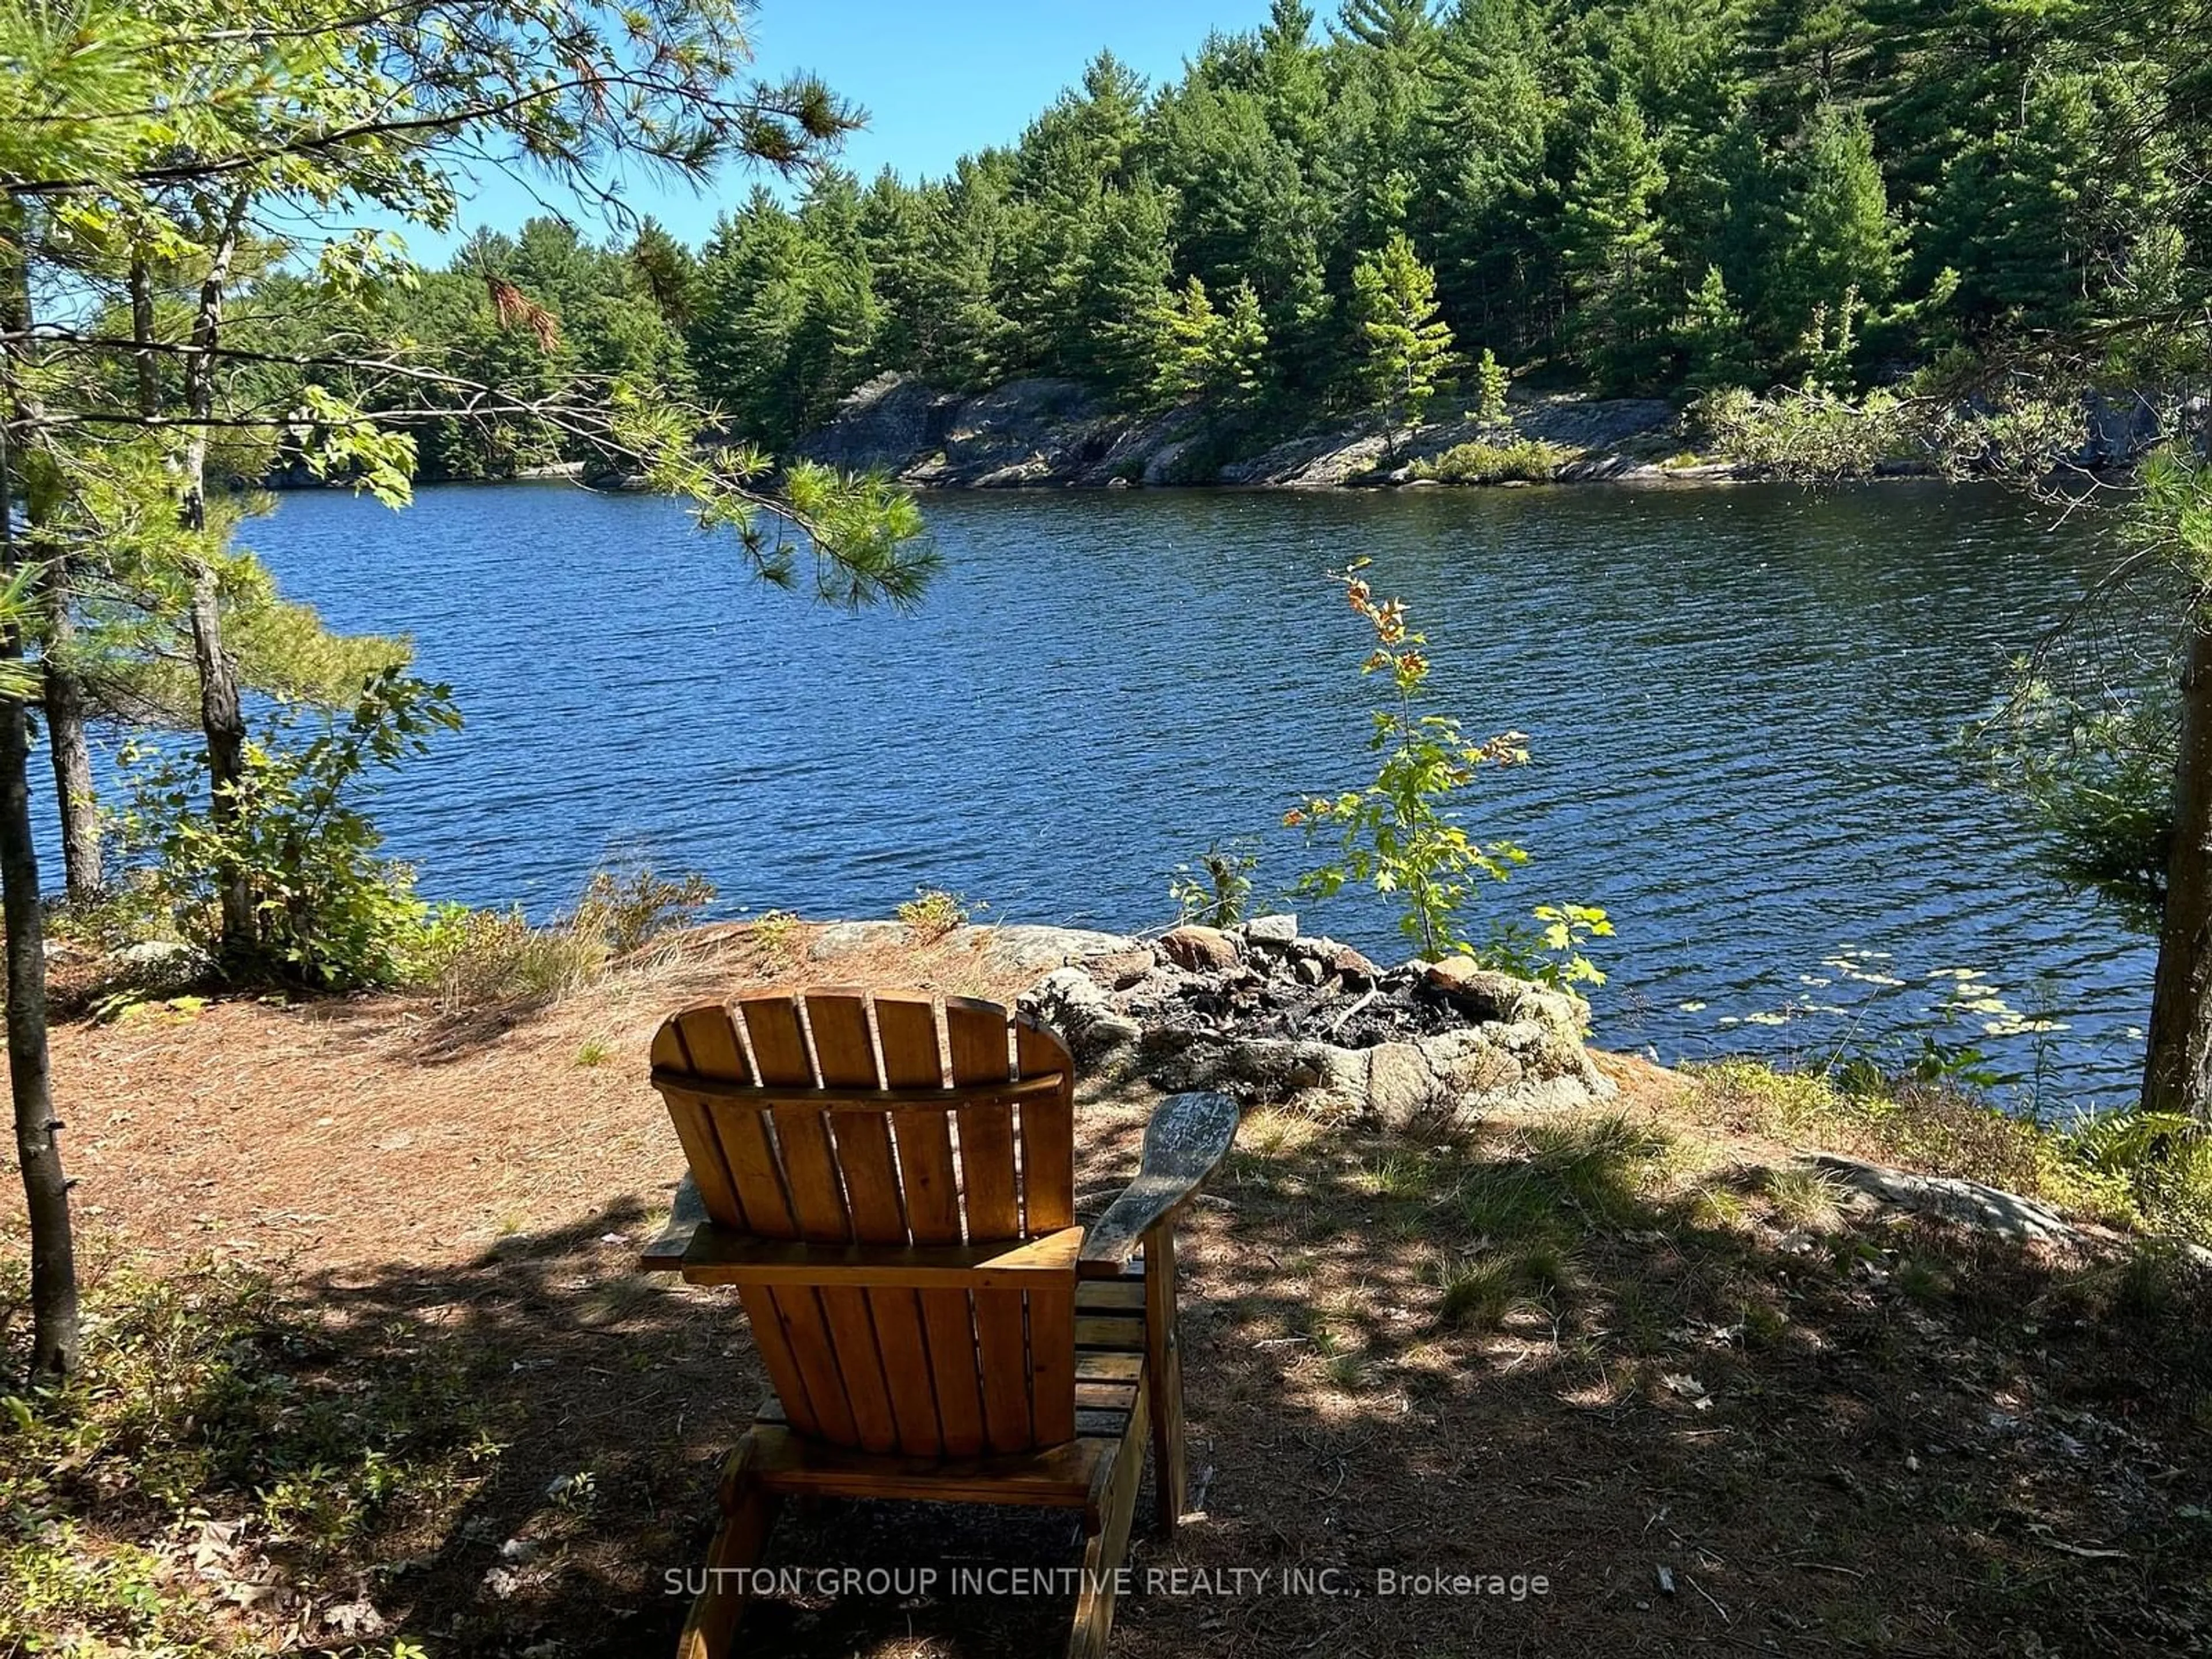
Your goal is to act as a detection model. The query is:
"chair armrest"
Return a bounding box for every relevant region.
[641,1172,709,1271]
[1078,1090,1238,1277]
[679,1225,1085,1288]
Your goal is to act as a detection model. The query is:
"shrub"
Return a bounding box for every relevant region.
[897,885,971,941]
[2066,1105,2212,1245]
[113,669,460,991]
[410,864,715,1012]
[571,865,716,957]
[1690,384,1916,479]
[1409,437,1572,484]
[1287,564,1609,979]
[412,904,608,1012]
[1168,837,1258,928]
[748,908,802,963]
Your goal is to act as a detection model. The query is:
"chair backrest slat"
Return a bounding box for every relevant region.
[1016,1018,1076,1233]
[662,1005,829,1439]
[807,993,907,1238]
[806,990,943,1456]
[650,988,1078,1457]
[872,991,987,1455]
[944,997,1031,1452]
[1013,1016,1078,1445]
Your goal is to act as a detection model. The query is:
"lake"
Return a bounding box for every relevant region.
[202,479,2159,1105]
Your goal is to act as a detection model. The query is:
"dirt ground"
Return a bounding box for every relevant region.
[25,923,2212,1658]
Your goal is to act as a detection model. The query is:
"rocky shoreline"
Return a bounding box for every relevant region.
[261,371,2172,493]
[791,372,2175,491]
[794,371,1704,489]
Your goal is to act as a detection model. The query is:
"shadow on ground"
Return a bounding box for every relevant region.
[20,1097,2212,1658]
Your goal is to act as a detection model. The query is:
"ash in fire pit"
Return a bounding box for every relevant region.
[1021,915,1612,1130]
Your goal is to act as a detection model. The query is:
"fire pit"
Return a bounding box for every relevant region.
[1020,915,1612,1129]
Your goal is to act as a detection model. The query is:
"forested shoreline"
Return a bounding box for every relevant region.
[273,0,2206,484]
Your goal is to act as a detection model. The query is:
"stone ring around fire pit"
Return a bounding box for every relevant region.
[1018,915,1613,1131]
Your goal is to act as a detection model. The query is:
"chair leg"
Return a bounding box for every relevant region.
[676,1435,784,1659]
[1067,1381,1149,1659]
[1142,1224,1187,1537]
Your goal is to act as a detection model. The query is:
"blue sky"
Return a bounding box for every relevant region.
[420,1,1277,261]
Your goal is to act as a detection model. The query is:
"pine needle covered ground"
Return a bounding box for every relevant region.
[7,923,2212,1657]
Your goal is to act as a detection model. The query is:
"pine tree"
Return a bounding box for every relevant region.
[1558,90,1672,392]
[1474,347,1511,425]
[1259,0,1329,154]
[858,169,934,372]
[922,156,1020,388]
[1423,1,1558,355]
[688,191,816,448]
[1677,264,1759,391]
[1769,105,1901,355]
[1152,276,1274,409]
[628,218,698,326]
[1152,275,1223,407]
[1799,284,1862,392]
[1336,0,1439,259]
[1217,281,1272,406]
[1351,231,1455,448]
[998,51,1153,373]
[1076,184,1177,396]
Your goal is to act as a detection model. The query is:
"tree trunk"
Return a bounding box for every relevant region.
[0,645,74,1381]
[0,224,79,1380]
[2141,609,2212,1117]
[40,581,100,903]
[181,196,255,956]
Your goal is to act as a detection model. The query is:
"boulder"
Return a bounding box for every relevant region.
[1160,925,1241,974]
[1090,946,1158,990]
[1417,1029,1525,1098]
[969,924,1139,972]
[1084,1013,1144,1052]
[1813,1156,2076,1244]
[112,937,212,988]
[1423,957,1589,1039]
[1020,968,1130,1063]
[806,919,908,961]
[1315,940,1382,987]
[1365,1043,1440,1131]
[1240,914,1299,948]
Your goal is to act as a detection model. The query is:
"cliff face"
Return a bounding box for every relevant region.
[793,372,1687,488]
[794,374,1147,486]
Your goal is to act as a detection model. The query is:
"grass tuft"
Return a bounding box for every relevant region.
[1457,1165,1558,1241]
[1760,1166,1847,1232]
[1437,1256,1518,1331]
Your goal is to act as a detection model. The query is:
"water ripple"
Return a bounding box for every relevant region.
[119,478,2163,1108]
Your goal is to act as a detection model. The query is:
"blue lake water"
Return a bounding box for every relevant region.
[128,479,2165,1105]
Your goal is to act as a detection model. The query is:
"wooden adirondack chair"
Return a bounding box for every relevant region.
[639,987,1237,1659]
